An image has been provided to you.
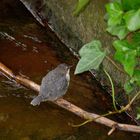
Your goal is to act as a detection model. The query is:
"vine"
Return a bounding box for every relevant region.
[71,71,140,127]
[103,68,118,111]
[74,0,140,119]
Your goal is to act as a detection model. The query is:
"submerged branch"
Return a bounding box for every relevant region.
[0,62,140,134]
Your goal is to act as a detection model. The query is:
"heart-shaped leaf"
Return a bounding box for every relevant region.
[124,9,140,31]
[107,24,129,39]
[75,40,106,74]
[113,40,137,76]
[105,2,123,26]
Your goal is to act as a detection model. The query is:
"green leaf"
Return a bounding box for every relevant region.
[106,24,129,39]
[75,40,106,74]
[124,9,140,31]
[105,2,123,26]
[79,40,102,55]
[122,0,140,11]
[132,70,140,86]
[131,32,140,56]
[73,0,90,16]
[136,107,140,120]
[132,32,140,46]
[124,81,134,94]
[113,40,137,76]
[113,40,134,51]
[124,70,140,94]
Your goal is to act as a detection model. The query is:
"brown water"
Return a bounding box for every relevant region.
[0,1,139,140]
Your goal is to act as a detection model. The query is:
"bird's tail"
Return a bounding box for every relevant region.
[30,95,42,106]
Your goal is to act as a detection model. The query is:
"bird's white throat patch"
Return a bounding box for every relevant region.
[66,69,70,81]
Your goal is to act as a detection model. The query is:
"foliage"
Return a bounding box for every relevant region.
[105,0,140,96]
[136,107,140,119]
[106,0,140,39]
[106,24,129,40]
[75,40,106,74]
[113,40,137,76]
[122,0,140,11]
[124,9,140,31]
[74,0,140,118]
[73,0,90,16]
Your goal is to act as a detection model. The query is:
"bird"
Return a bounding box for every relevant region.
[30,63,70,106]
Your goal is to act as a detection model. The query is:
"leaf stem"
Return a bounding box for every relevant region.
[103,68,118,111]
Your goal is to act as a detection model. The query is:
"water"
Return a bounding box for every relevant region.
[0,1,139,139]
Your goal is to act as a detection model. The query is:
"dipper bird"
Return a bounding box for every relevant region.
[30,63,70,106]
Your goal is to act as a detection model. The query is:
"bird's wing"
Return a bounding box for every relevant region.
[40,76,68,101]
[39,70,57,92]
[50,76,68,100]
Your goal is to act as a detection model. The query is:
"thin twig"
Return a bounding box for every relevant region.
[108,123,117,135]
[106,56,125,74]
[0,62,140,134]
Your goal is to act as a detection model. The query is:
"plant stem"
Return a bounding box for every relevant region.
[103,68,118,111]
[121,91,140,112]
[71,91,140,127]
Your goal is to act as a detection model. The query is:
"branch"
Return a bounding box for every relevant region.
[0,62,140,134]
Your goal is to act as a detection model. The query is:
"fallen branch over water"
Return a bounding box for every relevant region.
[0,62,140,135]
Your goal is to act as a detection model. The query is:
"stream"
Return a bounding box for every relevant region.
[0,1,139,139]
